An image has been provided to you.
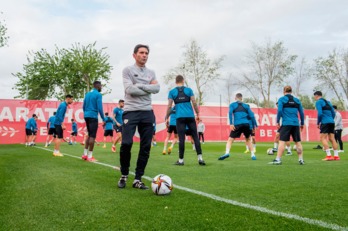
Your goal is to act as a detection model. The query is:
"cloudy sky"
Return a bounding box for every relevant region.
[0,0,347,104]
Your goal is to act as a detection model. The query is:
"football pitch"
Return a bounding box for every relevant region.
[1,142,347,231]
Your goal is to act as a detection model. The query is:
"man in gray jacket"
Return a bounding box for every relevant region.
[333,105,344,152]
[118,44,160,190]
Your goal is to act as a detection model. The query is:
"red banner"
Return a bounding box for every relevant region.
[1,99,348,144]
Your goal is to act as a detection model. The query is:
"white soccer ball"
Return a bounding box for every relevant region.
[267,148,274,155]
[151,174,173,195]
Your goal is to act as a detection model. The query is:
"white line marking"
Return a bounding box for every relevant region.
[35,146,347,231]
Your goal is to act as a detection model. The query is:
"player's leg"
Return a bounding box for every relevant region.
[285,141,292,155]
[163,132,171,155]
[175,118,186,164]
[269,126,289,165]
[54,125,64,157]
[273,132,280,152]
[328,132,340,160]
[336,129,344,152]
[86,118,99,161]
[187,118,205,165]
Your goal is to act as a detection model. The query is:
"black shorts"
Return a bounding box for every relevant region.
[104,130,113,137]
[33,131,37,135]
[229,123,251,139]
[114,125,122,133]
[85,118,99,138]
[279,125,301,142]
[167,125,177,134]
[48,128,56,135]
[55,125,64,139]
[320,123,335,134]
[25,129,33,136]
[71,132,77,136]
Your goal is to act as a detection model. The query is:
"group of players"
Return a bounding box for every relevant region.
[24,43,343,190]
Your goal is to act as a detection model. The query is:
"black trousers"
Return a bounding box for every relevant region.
[198,132,204,142]
[334,129,343,150]
[176,117,202,159]
[120,110,154,180]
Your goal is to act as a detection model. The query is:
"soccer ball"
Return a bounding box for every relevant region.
[267,148,274,155]
[151,174,173,195]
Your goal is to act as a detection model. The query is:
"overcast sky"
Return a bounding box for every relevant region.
[1,0,347,104]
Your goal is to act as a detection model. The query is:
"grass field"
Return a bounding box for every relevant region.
[1,141,347,231]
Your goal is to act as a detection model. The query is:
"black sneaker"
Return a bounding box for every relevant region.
[174,160,184,166]
[118,176,127,188]
[198,160,206,165]
[299,160,305,165]
[132,181,149,190]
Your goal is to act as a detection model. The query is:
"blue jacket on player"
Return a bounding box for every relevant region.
[277,94,304,126]
[229,101,256,127]
[104,116,114,130]
[315,98,335,125]
[169,106,177,126]
[25,117,36,131]
[168,86,194,118]
[113,107,124,125]
[72,122,78,133]
[54,102,68,125]
[47,116,56,129]
[83,88,105,121]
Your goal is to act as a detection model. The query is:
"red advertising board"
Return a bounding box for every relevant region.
[1,99,348,144]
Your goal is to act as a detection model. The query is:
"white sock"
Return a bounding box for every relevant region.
[274,143,278,149]
[88,151,93,158]
[276,157,281,161]
[253,144,256,148]
[325,149,331,156]
[84,149,88,155]
[251,152,255,157]
[246,145,249,151]
[178,158,184,163]
[286,146,290,151]
[334,150,339,157]
[197,154,203,161]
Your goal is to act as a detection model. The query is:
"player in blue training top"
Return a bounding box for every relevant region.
[269,86,305,165]
[165,75,206,166]
[25,114,38,147]
[68,118,78,145]
[162,106,178,155]
[53,94,74,156]
[218,93,257,161]
[314,91,340,161]
[103,112,114,148]
[152,114,157,147]
[82,81,105,162]
[112,99,124,152]
[45,112,56,147]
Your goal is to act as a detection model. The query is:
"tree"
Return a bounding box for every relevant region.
[239,39,297,108]
[314,48,348,110]
[298,94,315,109]
[223,73,237,105]
[13,42,112,100]
[0,12,9,48]
[291,57,313,97]
[163,40,224,105]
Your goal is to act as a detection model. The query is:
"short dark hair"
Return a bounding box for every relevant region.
[119,99,124,103]
[53,112,56,115]
[175,75,184,83]
[71,118,74,122]
[105,112,109,116]
[66,94,73,98]
[236,93,243,99]
[314,91,322,96]
[93,81,101,86]
[333,105,337,109]
[32,114,36,117]
[134,44,149,54]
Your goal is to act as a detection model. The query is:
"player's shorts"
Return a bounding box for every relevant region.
[113,125,122,133]
[85,117,98,138]
[104,130,113,137]
[279,125,301,142]
[71,132,77,136]
[320,123,335,134]
[167,125,177,134]
[25,129,33,136]
[229,123,251,139]
[55,125,64,139]
[153,130,156,135]
[33,131,37,135]
[48,128,56,135]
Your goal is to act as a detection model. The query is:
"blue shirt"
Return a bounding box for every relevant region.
[72,122,78,133]
[169,106,177,126]
[315,98,335,125]
[54,102,68,125]
[83,88,105,121]
[229,101,257,127]
[168,87,194,118]
[47,116,56,129]
[104,116,114,130]
[113,107,124,125]
[277,94,305,126]
[25,117,36,131]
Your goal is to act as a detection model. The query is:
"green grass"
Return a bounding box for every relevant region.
[1,141,347,231]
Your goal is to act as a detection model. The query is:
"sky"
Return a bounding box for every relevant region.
[0,0,347,104]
